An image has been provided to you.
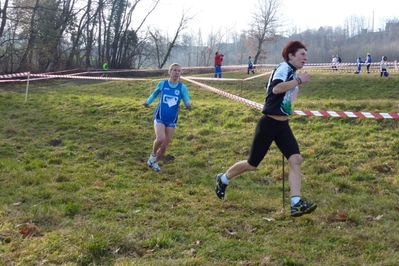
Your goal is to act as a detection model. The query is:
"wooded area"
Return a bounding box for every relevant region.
[0,0,398,74]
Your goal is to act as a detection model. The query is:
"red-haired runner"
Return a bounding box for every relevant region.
[215,41,317,217]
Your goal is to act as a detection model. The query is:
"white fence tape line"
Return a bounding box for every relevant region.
[2,68,399,119]
[181,76,399,120]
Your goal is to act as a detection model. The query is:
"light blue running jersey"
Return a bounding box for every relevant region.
[146,80,190,124]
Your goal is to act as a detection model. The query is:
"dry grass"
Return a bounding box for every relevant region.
[1,71,399,265]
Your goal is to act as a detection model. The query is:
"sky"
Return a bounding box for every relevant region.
[135,0,398,37]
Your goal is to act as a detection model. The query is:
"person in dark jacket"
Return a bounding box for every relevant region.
[365,53,372,74]
[248,56,255,74]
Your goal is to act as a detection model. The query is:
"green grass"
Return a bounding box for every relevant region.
[1,71,399,265]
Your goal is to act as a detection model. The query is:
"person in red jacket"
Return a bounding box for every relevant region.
[214,52,224,78]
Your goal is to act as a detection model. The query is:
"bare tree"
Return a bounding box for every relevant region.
[2,0,399,74]
[0,0,9,38]
[179,33,194,66]
[149,9,194,69]
[100,0,161,69]
[248,0,282,64]
[17,0,40,72]
[199,29,227,67]
[37,0,78,71]
[0,0,16,72]
[345,15,367,37]
[148,28,166,68]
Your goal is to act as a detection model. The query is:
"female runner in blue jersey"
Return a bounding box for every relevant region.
[215,41,317,217]
[143,63,192,172]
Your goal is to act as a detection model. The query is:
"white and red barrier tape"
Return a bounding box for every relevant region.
[293,110,399,119]
[181,77,399,120]
[2,70,398,119]
[181,77,264,110]
[0,72,30,79]
[305,62,397,66]
[0,71,150,81]
[29,73,149,81]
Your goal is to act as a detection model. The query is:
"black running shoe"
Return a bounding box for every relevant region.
[215,173,228,199]
[291,200,317,217]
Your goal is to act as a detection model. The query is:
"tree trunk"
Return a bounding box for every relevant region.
[0,0,9,38]
[18,0,40,72]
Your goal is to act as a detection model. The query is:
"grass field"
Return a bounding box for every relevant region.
[1,70,399,265]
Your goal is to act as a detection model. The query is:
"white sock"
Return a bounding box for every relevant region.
[291,196,301,206]
[221,174,230,185]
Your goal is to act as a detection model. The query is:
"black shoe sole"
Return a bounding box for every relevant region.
[215,174,226,199]
[291,204,317,217]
